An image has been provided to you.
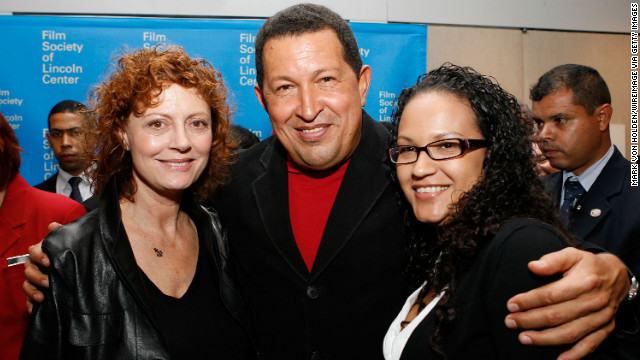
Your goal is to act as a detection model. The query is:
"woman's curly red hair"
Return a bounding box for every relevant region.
[88,46,235,201]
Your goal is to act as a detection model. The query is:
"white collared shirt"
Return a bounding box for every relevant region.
[383,285,444,360]
[560,145,615,207]
[55,168,93,202]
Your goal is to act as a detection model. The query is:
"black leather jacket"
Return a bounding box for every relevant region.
[20,177,258,359]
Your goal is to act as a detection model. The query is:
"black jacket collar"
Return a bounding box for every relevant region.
[251,111,393,279]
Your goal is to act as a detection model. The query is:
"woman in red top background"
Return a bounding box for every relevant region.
[0,112,86,360]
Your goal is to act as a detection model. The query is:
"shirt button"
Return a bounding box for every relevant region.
[306,285,320,299]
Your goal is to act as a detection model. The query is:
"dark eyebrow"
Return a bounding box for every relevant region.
[432,131,464,139]
[313,68,332,77]
[139,111,210,119]
[397,135,414,143]
[271,67,333,84]
[50,126,81,132]
[397,131,464,145]
[272,75,295,83]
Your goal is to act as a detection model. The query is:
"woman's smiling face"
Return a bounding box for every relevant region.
[121,84,213,198]
[396,91,486,226]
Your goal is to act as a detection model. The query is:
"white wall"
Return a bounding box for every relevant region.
[1,0,632,33]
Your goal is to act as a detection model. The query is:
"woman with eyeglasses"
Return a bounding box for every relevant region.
[382,64,611,359]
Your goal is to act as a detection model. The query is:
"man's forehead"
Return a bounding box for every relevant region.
[49,112,84,128]
[266,27,338,43]
[533,88,578,111]
[261,31,350,76]
[264,29,344,54]
[549,87,574,99]
[49,112,83,122]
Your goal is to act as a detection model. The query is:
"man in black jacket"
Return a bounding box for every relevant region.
[35,100,97,211]
[212,5,633,359]
[532,64,640,360]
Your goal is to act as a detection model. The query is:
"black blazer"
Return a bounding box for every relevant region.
[544,147,640,360]
[34,173,58,193]
[400,219,617,360]
[543,147,640,275]
[34,172,98,212]
[212,112,411,359]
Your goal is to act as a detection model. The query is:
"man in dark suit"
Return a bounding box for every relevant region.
[532,64,640,359]
[35,100,96,211]
[212,5,632,359]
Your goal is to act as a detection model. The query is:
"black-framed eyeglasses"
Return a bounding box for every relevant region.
[388,138,490,164]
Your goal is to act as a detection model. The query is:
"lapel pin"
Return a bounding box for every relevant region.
[590,208,602,217]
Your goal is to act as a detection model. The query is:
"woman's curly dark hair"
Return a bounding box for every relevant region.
[87,46,235,201]
[390,63,570,357]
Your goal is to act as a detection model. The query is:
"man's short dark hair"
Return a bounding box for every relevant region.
[48,100,89,127]
[530,64,611,114]
[255,3,363,90]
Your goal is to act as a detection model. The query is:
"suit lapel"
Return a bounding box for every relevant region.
[0,219,20,259]
[98,178,160,331]
[571,149,625,239]
[253,140,310,279]
[543,172,563,206]
[35,173,58,192]
[46,173,58,192]
[0,175,28,258]
[311,112,391,279]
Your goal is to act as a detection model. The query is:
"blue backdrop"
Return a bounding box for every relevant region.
[0,15,427,185]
